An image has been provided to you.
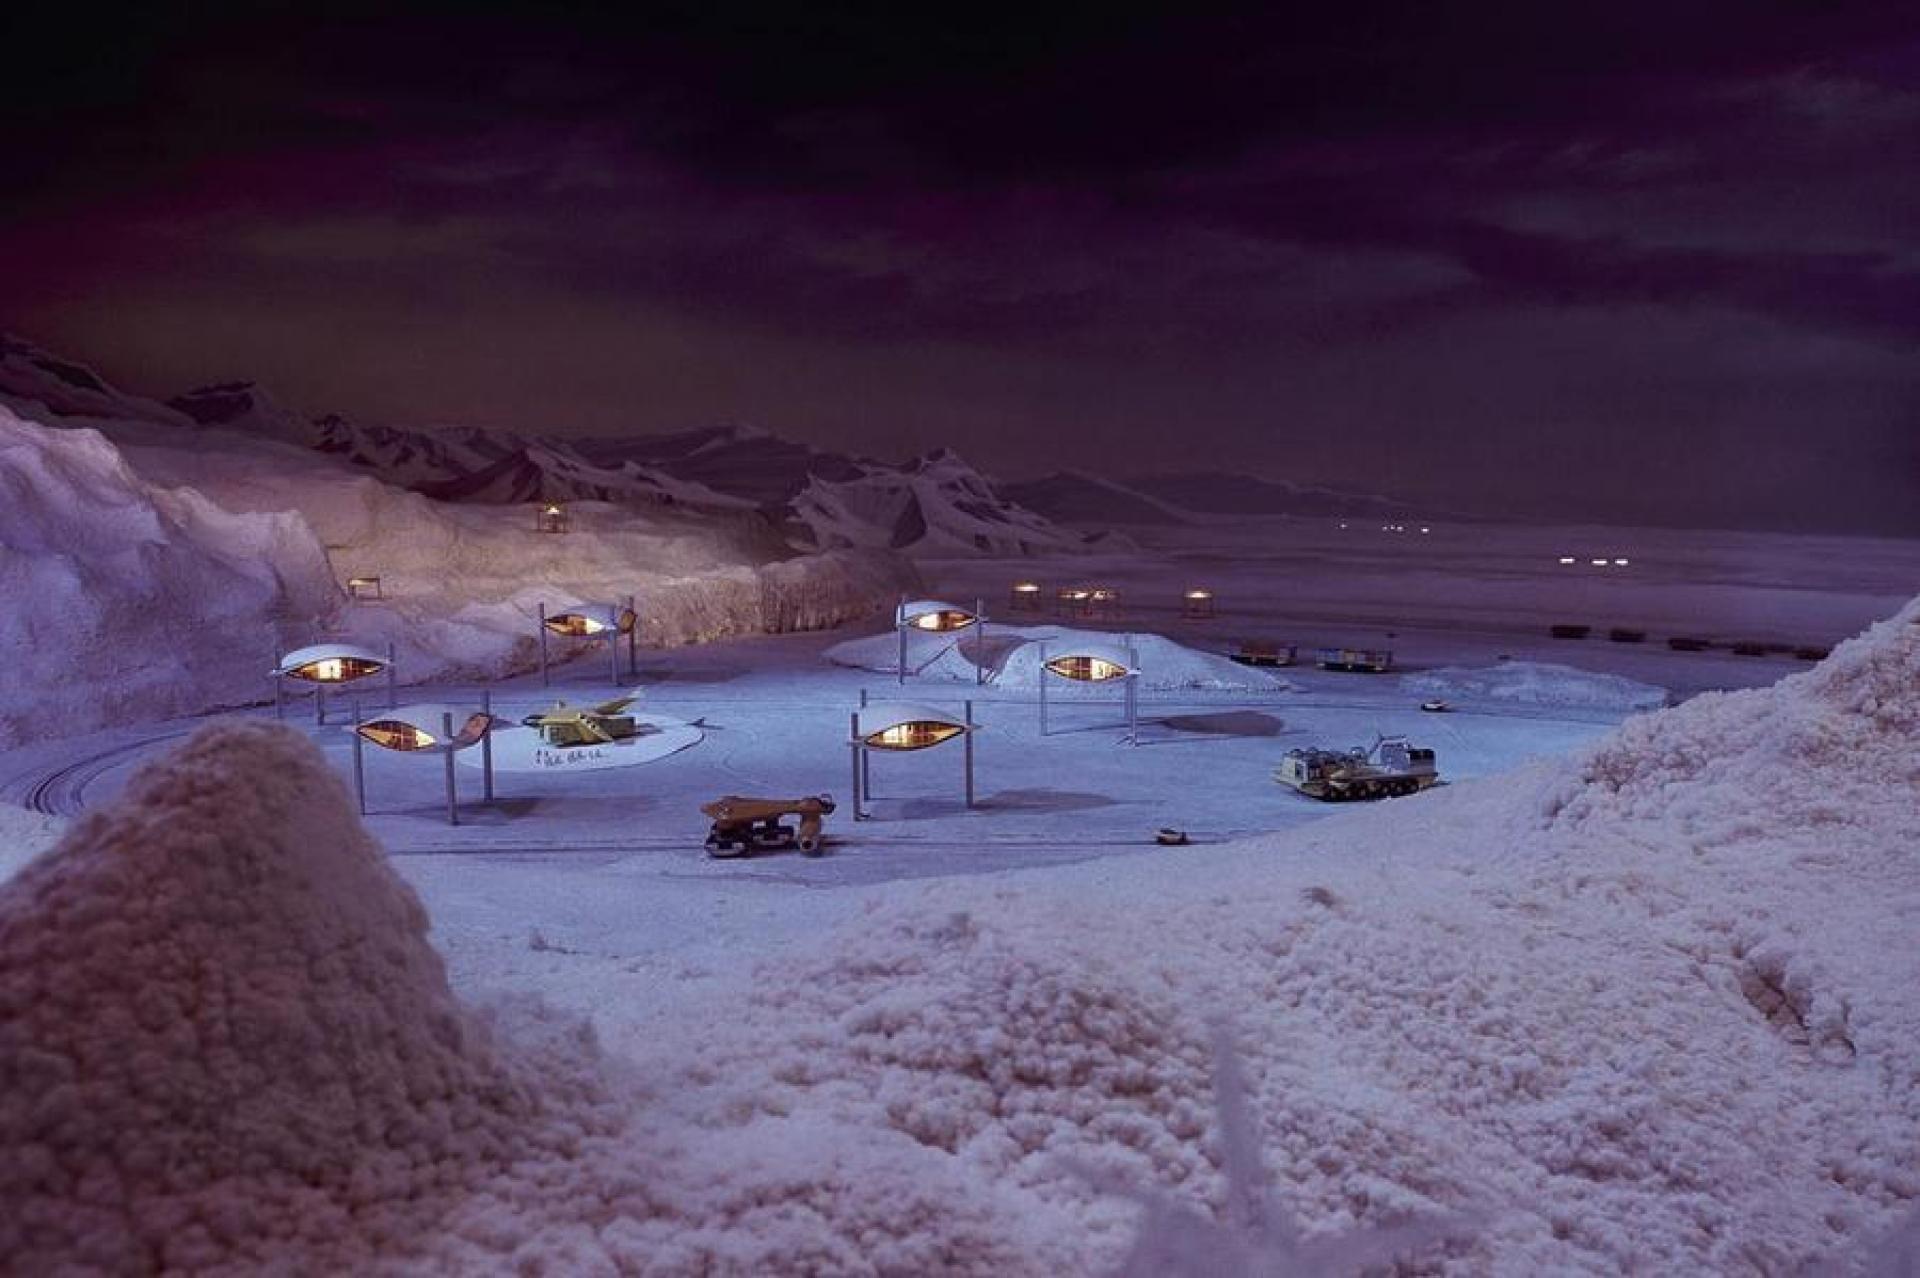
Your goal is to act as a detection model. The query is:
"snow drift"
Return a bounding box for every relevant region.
[0,407,341,747]
[0,722,610,1273]
[0,377,919,748]
[1401,660,1669,711]
[827,623,1294,693]
[667,597,1920,1272]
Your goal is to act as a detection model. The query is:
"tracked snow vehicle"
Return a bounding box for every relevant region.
[1274,735,1439,800]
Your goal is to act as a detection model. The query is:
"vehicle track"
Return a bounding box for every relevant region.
[8,729,195,817]
[0,687,1618,855]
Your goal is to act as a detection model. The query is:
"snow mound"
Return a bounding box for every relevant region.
[0,406,341,747]
[1551,593,1920,833]
[1402,660,1669,711]
[826,624,1293,693]
[0,390,918,748]
[0,722,607,1273]
[0,803,64,883]
[666,595,1920,1272]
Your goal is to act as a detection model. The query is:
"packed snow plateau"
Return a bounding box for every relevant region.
[2,596,1914,1273]
[1401,660,1670,711]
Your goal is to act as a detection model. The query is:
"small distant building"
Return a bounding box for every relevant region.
[534,502,570,534]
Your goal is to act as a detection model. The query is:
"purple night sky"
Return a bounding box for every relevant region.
[5,2,1917,532]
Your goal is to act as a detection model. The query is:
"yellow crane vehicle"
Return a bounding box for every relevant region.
[703,794,837,857]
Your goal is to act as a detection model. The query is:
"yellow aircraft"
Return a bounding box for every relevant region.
[520,692,653,748]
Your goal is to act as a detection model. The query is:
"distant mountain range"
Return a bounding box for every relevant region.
[1003,468,1432,525]
[0,333,1433,544]
[0,336,1110,558]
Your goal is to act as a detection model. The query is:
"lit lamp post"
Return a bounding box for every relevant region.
[273,642,396,724]
[1036,638,1141,745]
[349,698,498,825]
[894,597,985,685]
[849,699,977,820]
[1182,587,1215,620]
[537,597,639,686]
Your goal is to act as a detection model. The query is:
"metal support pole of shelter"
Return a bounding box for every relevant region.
[315,681,326,726]
[850,713,866,820]
[963,699,976,808]
[974,597,986,685]
[607,603,621,685]
[896,594,908,685]
[1126,636,1140,746]
[626,594,639,679]
[386,642,397,708]
[481,690,495,802]
[442,712,459,826]
[350,698,366,815]
[858,689,871,798]
[1037,640,1049,737]
[538,602,551,687]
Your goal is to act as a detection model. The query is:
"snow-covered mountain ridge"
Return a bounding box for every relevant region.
[0,336,1096,558]
[0,343,920,747]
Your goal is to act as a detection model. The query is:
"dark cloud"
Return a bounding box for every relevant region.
[2,2,1916,532]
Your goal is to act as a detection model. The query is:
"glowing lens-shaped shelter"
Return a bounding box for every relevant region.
[897,599,978,632]
[543,606,637,638]
[869,721,965,750]
[1046,653,1131,682]
[358,720,436,751]
[276,643,388,684]
[849,699,977,819]
[354,706,495,753]
[856,702,970,752]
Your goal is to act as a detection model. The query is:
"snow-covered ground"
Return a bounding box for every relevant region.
[2,591,1915,1274]
[4,333,1919,1272]
[1401,661,1669,711]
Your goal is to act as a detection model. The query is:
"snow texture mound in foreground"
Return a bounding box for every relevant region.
[674,598,1919,1272]
[0,722,606,1273]
[1401,660,1669,711]
[3,603,1916,1274]
[0,407,341,748]
[826,623,1294,693]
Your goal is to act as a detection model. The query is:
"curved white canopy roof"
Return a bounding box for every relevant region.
[355,703,495,751]
[896,598,978,626]
[275,642,386,677]
[855,701,972,737]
